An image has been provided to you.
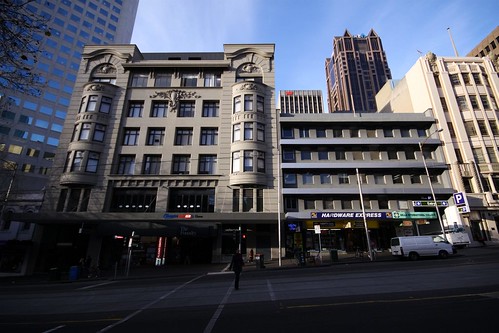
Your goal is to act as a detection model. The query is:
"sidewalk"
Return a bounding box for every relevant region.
[1,245,497,285]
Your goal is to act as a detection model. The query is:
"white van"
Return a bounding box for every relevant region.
[390,236,455,260]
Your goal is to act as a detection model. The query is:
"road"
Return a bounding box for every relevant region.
[1,249,498,332]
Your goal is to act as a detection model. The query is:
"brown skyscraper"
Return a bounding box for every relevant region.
[325,29,392,113]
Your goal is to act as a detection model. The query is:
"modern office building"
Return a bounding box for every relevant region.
[278,90,324,114]
[0,0,139,275]
[15,43,279,274]
[279,110,454,256]
[467,26,499,59]
[376,52,499,244]
[325,29,392,113]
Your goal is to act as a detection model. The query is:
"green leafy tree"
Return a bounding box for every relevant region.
[0,0,51,96]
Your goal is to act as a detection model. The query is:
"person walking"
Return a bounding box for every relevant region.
[229,249,244,290]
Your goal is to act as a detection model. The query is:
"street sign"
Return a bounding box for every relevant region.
[314,225,321,234]
[412,200,449,207]
[458,206,470,213]
[392,211,437,219]
[453,192,467,206]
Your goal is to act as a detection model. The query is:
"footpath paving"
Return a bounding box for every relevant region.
[1,245,498,285]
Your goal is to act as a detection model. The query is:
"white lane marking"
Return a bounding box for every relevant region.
[97,274,204,332]
[267,279,276,301]
[203,284,233,333]
[42,325,65,333]
[77,281,117,290]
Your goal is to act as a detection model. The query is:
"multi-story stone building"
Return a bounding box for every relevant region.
[325,29,392,113]
[0,0,139,275]
[376,52,499,244]
[467,26,499,59]
[17,44,280,274]
[279,110,454,255]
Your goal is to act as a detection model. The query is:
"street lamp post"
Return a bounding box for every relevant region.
[419,128,447,241]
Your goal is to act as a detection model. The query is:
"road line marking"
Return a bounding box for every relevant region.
[77,281,117,290]
[203,284,232,333]
[42,325,65,333]
[267,279,276,301]
[97,274,204,332]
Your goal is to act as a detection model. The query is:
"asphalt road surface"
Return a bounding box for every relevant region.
[1,250,498,333]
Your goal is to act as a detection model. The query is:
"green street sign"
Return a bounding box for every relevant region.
[391,211,437,219]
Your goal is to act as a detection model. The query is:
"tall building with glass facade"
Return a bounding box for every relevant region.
[0,0,139,275]
[325,29,392,113]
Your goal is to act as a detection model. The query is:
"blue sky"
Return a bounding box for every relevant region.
[131,0,497,97]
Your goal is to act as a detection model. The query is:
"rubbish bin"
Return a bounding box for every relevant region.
[48,267,60,281]
[69,266,79,281]
[255,254,265,269]
[330,249,339,262]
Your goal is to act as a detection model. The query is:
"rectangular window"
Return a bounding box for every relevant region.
[244,123,254,140]
[410,174,421,184]
[199,154,217,174]
[464,121,477,136]
[151,101,168,117]
[172,155,190,174]
[304,199,315,210]
[79,123,91,140]
[256,123,265,141]
[383,129,393,137]
[333,129,343,138]
[175,128,193,145]
[450,74,460,85]
[478,120,488,136]
[320,174,331,184]
[470,95,480,110]
[473,73,482,85]
[257,151,265,172]
[473,147,486,164]
[131,73,148,87]
[318,150,329,160]
[457,96,469,111]
[370,151,381,160]
[440,97,449,112]
[181,73,197,87]
[243,189,253,212]
[233,124,241,142]
[335,149,346,160]
[244,95,253,111]
[178,101,195,117]
[71,151,84,171]
[392,173,404,184]
[489,121,499,135]
[93,124,106,142]
[480,95,491,110]
[350,129,359,138]
[232,151,240,173]
[86,152,99,172]
[117,155,135,174]
[303,173,314,184]
[338,173,349,184]
[154,73,172,87]
[86,95,98,112]
[341,200,352,209]
[143,155,161,175]
[123,128,140,145]
[367,129,376,138]
[282,149,295,162]
[299,128,310,138]
[374,174,385,184]
[400,129,411,137]
[202,101,219,117]
[200,128,218,145]
[147,128,165,146]
[244,151,253,171]
[388,150,398,160]
[486,147,498,163]
[283,173,297,187]
[352,149,363,160]
[281,128,294,139]
[234,96,241,113]
[127,101,144,117]
[100,97,112,113]
[316,128,326,138]
[257,96,264,112]
[405,149,416,160]
[204,73,221,87]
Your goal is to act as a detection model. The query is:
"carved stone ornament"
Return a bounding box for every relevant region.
[238,82,258,91]
[150,90,201,113]
[240,63,261,74]
[86,84,105,91]
[95,63,116,74]
[426,52,438,73]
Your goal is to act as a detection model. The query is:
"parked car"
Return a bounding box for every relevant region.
[390,236,456,260]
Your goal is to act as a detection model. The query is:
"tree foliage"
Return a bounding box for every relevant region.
[0,0,51,96]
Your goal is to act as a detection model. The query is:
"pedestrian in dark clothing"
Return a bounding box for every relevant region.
[229,250,244,290]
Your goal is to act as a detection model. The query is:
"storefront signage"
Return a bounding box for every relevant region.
[311,212,390,219]
[391,211,437,219]
[412,200,448,207]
